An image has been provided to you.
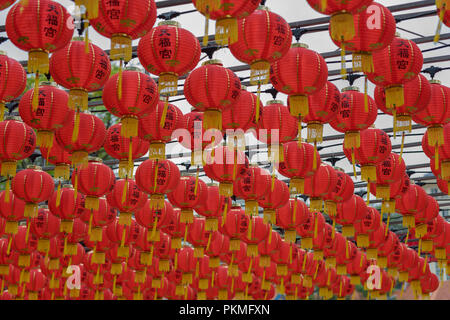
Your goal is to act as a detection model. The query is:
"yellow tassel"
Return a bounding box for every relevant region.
[215,17,238,46]
[68,88,89,111]
[357,234,369,248]
[203,109,222,131]
[4,178,10,203]
[250,61,270,86]
[367,248,378,260]
[255,83,261,123]
[289,178,305,195]
[376,185,391,200]
[84,21,90,54]
[1,161,17,177]
[121,178,128,204]
[340,43,347,77]
[158,73,178,96]
[310,198,322,211]
[54,164,70,180]
[110,35,132,62]
[361,165,376,183]
[313,213,319,239]
[428,126,445,150]
[32,73,39,111]
[313,142,318,171]
[56,181,61,207]
[219,182,233,197]
[362,53,374,73]
[160,96,169,129]
[385,213,391,236]
[28,50,49,74]
[24,203,38,218]
[0,102,4,122]
[121,116,138,139]
[72,111,80,143]
[117,60,124,101]
[203,12,210,47]
[289,95,309,118]
[385,86,404,109]
[194,166,200,196]
[345,132,361,149]
[36,130,54,149]
[364,76,369,113]
[85,196,99,211]
[330,12,356,42]
[307,122,323,144]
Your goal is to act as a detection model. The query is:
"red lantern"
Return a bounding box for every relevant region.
[323,169,354,217]
[329,86,377,156]
[195,184,231,232]
[303,164,338,212]
[375,73,431,133]
[203,146,248,197]
[30,207,61,255]
[296,211,325,250]
[374,152,406,200]
[71,159,115,211]
[103,68,159,138]
[0,53,26,121]
[89,0,157,63]
[48,184,83,234]
[241,216,270,258]
[49,38,111,111]
[135,200,173,243]
[219,206,249,252]
[40,137,72,180]
[222,87,261,131]
[138,21,200,97]
[138,100,183,160]
[435,0,450,41]
[256,101,299,163]
[55,112,106,167]
[276,198,309,243]
[343,127,391,184]
[184,60,241,131]
[19,82,71,148]
[414,196,439,238]
[0,191,24,237]
[229,6,292,88]
[334,194,366,238]
[12,165,54,218]
[167,175,207,224]
[104,123,149,179]
[0,119,36,177]
[396,184,429,229]
[367,36,424,110]
[354,206,380,248]
[270,43,328,121]
[257,178,290,224]
[25,269,47,300]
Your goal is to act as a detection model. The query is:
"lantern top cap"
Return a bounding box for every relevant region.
[258,5,269,11]
[202,59,223,66]
[430,79,441,84]
[4,115,21,121]
[292,43,309,49]
[342,86,359,92]
[207,182,218,187]
[72,36,85,41]
[241,85,247,90]
[88,157,103,163]
[27,165,42,170]
[41,81,57,87]
[39,205,48,209]
[266,99,284,105]
[395,32,401,37]
[0,51,7,56]
[158,20,181,27]
[125,65,144,72]
[63,184,73,188]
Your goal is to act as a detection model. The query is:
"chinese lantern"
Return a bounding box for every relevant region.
[303,163,338,212]
[19,82,71,148]
[219,206,249,252]
[135,159,180,210]
[330,2,396,73]
[296,211,325,250]
[49,38,111,111]
[135,200,173,243]
[139,100,183,160]
[187,217,212,258]
[374,152,406,201]
[71,158,115,211]
[229,6,292,93]
[55,111,106,167]
[0,118,36,178]
[256,101,299,163]
[413,80,450,172]
[167,175,207,224]
[270,43,328,122]
[106,179,147,226]
[241,216,269,258]
[276,198,309,243]
[323,169,354,218]
[329,86,377,166]
[334,194,366,237]
[6,0,73,109]
[11,165,54,218]
[421,214,445,253]
[396,184,428,229]
[374,73,431,134]
[138,20,200,98]
[184,60,241,131]
[195,184,231,232]
[26,269,47,300]
[0,52,26,121]
[257,178,290,224]
[89,0,157,63]
[104,123,149,179]
[414,196,439,239]
[278,141,321,194]
[0,191,24,239]
[48,184,83,234]
[369,172,410,216]
[222,86,261,131]
[103,67,159,138]
[434,0,450,42]
[343,127,391,192]
[40,137,71,181]
[367,36,424,110]
[30,206,61,256]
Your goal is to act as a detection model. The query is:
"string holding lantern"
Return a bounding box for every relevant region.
[6,0,74,109]
[229,5,292,117]
[0,52,26,121]
[434,0,450,42]
[184,59,241,131]
[49,38,111,112]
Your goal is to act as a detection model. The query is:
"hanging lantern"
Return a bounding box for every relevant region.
[135,200,173,243]
[71,158,115,211]
[375,73,431,134]
[270,43,328,123]
[89,0,157,63]
[374,152,406,201]
[296,211,325,250]
[258,178,290,224]
[19,82,71,149]
[55,112,106,168]
[256,229,281,267]
[434,0,450,42]
[424,123,450,181]
[186,218,211,262]
[0,118,36,178]
[367,36,424,111]
[49,38,111,112]
[330,86,377,167]
[139,100,183,160]
[322,169,354,218]
[138,20,200,98]
[222,86,261,131]
[48,184,83,234]
[103,67,159,139]
[343,127,391,185]
[135,159,180,210]
[276,198,309,243]
[168,175,208,224]
[414,196,439,239]
[303,164,338,212]
[29,207,61,256]
[241,216,270,258]
[40,136,72,181]
[0,52,26,121]
[104,123,149,179]
[334,194,366,237]
[184,60,241,131]
[278,141,321,195]
[196,185,232,232]
[229,5,292,91]
[11,165,54,218]
[396,184,428,229]
[219,206,249,253]
[6,0,74,110]
[255,101,299,163]
[369,172,410,216]
[80,201,114,246]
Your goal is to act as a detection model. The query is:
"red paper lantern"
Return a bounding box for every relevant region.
[0,53,26,121]
[138,100,183,160]
[19,82,70,148]
[0,191,24,236]
[334,194,366,238]
[195,184,231,232]
[374,152,406,200]
[323,169,354,217]
[103,68,159,138]
[240,216,270,258]
[234,166,271,216]
[219,206,249,252]
[257,178,290,224]
[276,198,309,243]
[48,184,83,234]
[184,60,241,131]
[396,184,428,229]
[304,164,338,212]
[270,43,328,120]
[71,159,115,211]
[55,112,106,167]
[296,211,325,250]
[367,36,424,110]
[229,6,292,87]
[375,73,431,133]
[11,165,54,218]
[30,207,61,255]
[222,87,261,131]
[370,172,410,215]
[135,200,173,243]
[40,137,72,180]
[49,38,111,111]
[414,196,439,238]
[435,0,450,42]
[26,269,47,300]
[89,0,157,63]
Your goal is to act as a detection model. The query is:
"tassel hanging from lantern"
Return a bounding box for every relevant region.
[289,94,309,118]
[364,76,369,113]
[219,181,233,197]
[36,130,54,149]
[307,122,323,144]
[344,131,361,150]
[32,73,39,111]
[72,110,81,143]
[309,198,322,212]
[250,61,270,86]
[24,203,38,218]
[85,196,100,211]
[159,73,179,97]
[121,116,138,138]
[203,109,222,131]
[357,233,369,248]
[376,185,391,200]
[55,164,70,180]
[361,165,376,182]
[160,96,170,129]
[84,20,90,54]
[56,181,62,207]
[428,126,445,151]
[441,161,450,180]
[289,177,305,195]
[29,50,49,75]
[385,85,404,109]
[67,86,87,110]
[215,17,238,46]
[381,198,395,215]
[110,35,132,62]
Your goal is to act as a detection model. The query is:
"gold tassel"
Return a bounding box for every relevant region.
[290,178,305,195]
[56,181,62,207]
[72,110,81,143]
[364,76,369,113]
[28,50,49,74]
[361,165,376,182]
[69,88,89,111]
[245,199,258,216]
[289,95,309,118]
[330,12,355,42]
[24,203,37,218]
[313,142,318,170]
[84,20,90,54]
[160,96,170,129]
[255,83,261,123]
[385,213,391,236]
[121,117,138,138]
[110,35,132,62]
[215,17,238,46]
[219,182,233,197]
[250,61,270,86]
[385,86,404,109]
[194,166,200,195]
[376,185,391,200]
[5,221,18,235]
[367,248,378,260]
[4,178,10,203]
[32,73,39,111]
[357,234,369,248]
[84,196,99,211]
[0,102,4,122]
[1,161,17,177]
[345,132,361,149]
[203,12,210,47]
[203,109,222,131]
[309,198,322,211]
[340,43,347,77]
[307,122,323,144]
[301,237,313,250]
[36,130,54,149]
[158,73,178,96]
